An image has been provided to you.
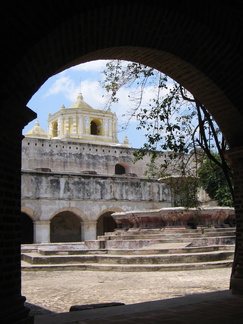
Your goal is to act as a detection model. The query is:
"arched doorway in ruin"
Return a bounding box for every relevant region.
[97,211,117,237]
[21,212,34,244]
[115,163,126,175]
[50,211,82,243]
[115,162,131,175]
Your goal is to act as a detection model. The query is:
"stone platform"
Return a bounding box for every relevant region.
[22,227,235,271]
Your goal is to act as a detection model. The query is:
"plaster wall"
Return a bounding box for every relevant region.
[21,137,166,177]
[21,171,171,242]
[21,171,171,222]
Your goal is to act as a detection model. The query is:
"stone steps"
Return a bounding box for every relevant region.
[22,250,234,265]
[21,260,233,272]
[100,231,235,240]
[104,227,235,235]
[101,227,235,236]
[107,245,234,255]
[102,236,235,249]
[27,244,233,256]
[21,227,236,271]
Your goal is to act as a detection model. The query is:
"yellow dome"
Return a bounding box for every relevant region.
[25,120,48,139]
[69,93,94,110]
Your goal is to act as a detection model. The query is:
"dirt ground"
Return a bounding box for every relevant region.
[22,267,232,315]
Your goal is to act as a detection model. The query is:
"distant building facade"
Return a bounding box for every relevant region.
[21,94,210,244]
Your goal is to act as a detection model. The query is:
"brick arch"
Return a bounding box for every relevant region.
[21,206,36,222]
[97,208,124,237]
[115,162,133,175]
[97,207,125,220]
[50,207,85,243]
[4,2,243,148]
[1,4,243,322]
[49,207,86,223]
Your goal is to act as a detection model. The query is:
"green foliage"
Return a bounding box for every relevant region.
[165,176,201,208]
[102,60,156,107]
[198,154,233,206]
[101,60,234,207]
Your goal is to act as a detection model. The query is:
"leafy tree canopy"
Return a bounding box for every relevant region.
[198,154,233,207]
[101,60,234,207]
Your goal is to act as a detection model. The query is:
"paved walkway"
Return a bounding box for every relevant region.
[33,291,243,324]
[22,268,232,314]
[22,267,243,323]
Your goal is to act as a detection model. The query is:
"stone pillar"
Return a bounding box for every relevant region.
[34,221,50,243]
[78,115,83,135]
[65,117,69,134]
[108,119,112,137]
[58,116,63,137]
[82,221,97,241]
[73,116,77,135]
[85,116,90,134]
[0,104,36,323]
[227,147,243,294]
[103,119,108,136]
[48,118,52,138]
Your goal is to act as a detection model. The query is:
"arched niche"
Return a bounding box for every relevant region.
[115,163,126,175]
[97,211,117,237]
[90,121,98,135]
[50,211,82,243]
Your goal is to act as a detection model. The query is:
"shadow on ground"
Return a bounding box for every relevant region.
[25,302,56,316]
[33,290,243,324]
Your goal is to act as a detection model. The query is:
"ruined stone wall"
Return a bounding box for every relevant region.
[21,171,169,202]
[21,137,157,177]
[21,170,171,242]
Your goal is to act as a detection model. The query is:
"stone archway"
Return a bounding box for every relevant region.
[115,164,126,175]
[97,211,117,237]
[21,213,34,244]
[1,2,243,322]
[5,2,243,148]
[90,121,98,135]
[50,211,82,243]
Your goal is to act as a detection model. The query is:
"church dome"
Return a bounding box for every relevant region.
[47,92,130,147]
[24,120,48,139]
[69,93,94,110]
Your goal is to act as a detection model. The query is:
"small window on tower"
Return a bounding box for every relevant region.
[115,164,126,175]
[52,121,58,137]
[90,121,98,135]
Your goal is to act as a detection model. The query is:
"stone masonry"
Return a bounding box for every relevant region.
[0,2,243,323]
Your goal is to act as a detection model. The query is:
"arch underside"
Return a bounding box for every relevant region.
[3,2,243,148]
[1,3,243,323]
[50,211,81,243]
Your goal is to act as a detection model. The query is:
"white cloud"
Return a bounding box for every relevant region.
[44,75,76,99]
[78,80,107,108]
[44,75,108,109]
[111,85,161,123]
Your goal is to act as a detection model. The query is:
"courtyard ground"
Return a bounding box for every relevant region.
[22,267,232,316]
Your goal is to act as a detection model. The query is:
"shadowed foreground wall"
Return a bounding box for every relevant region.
[0,1,243,323]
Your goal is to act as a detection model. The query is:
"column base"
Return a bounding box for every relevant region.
[230,277,243,295]
[34,221,50,243]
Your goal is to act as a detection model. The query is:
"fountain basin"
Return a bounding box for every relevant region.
[112,207,235,229]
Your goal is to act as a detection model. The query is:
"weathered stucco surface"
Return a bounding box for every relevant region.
[22,137,159,176]
[21,136,172,243]
[21,171,171,241]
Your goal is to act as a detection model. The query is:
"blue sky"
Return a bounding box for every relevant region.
[23,60,153,148]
